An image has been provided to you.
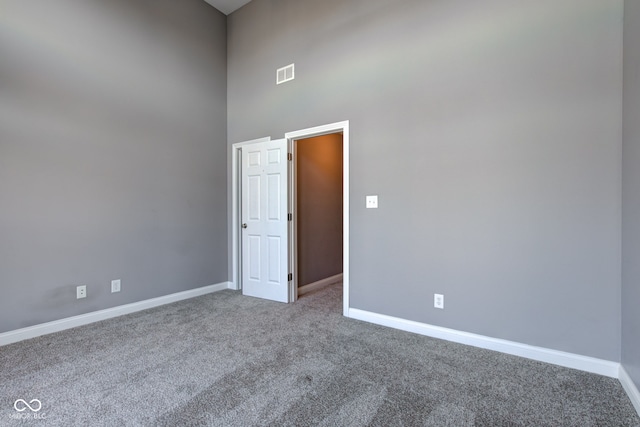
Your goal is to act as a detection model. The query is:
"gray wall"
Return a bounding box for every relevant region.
[228,0,623,360]
[0,0,227,333]
[297,134,343,287]
[622,0,640,390]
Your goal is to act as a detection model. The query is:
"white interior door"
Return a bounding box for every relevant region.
[241,138,289,303]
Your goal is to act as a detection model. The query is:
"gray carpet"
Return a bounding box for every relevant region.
[1,283,638,426]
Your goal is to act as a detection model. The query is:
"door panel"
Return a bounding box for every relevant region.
[248,175,261,220]
[268,174,281,220]
[267,236,281,283]
[241,139,289,302]
[248,235,261,280]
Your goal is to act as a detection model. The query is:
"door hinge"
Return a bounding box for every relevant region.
[288,213,292,221]
[287,153,293,161]
[288,273,293,281]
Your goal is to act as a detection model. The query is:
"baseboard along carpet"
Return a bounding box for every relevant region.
[1,283,638,426]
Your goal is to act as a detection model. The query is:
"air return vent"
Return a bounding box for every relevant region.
[276,63,295,85]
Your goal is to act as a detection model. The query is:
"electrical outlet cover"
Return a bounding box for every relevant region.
[77,285,87,299]
[434,293,444,309]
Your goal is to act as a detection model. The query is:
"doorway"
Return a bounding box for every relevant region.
[293,133,343,299]
[231,121,350,315]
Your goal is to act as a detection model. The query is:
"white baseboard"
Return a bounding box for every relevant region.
[620,365,640,417]
[298,273,343,296]
[0,281,232,346]
[347,308,620,378]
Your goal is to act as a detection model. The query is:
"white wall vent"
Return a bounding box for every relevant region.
[276,63,295,85]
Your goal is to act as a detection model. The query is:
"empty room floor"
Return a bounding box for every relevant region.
[1,283,638,426]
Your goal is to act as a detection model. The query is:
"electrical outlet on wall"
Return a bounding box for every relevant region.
[111,279,121,293]
[77,285,87,299]
[434,293,444,309]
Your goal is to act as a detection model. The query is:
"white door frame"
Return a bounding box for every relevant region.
[230,121,349,315]
[285,121,349,316]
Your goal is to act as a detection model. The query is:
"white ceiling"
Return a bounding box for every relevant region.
[203,0,252,15]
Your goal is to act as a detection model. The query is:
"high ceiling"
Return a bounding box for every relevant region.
[202,0,252,15]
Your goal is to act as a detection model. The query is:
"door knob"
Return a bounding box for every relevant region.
[242,223,248,229]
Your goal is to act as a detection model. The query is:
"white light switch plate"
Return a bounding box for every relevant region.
[366,195,378,209]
